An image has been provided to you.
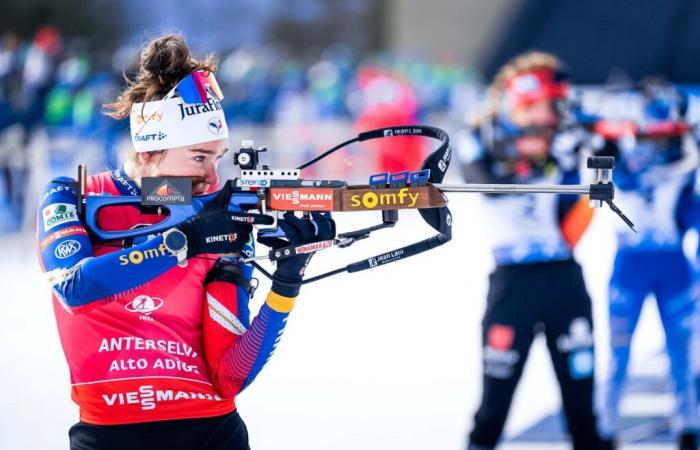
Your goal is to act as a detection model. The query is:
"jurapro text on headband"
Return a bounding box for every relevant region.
[130,71,228,152]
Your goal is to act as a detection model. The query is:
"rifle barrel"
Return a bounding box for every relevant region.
[434,183,591,195]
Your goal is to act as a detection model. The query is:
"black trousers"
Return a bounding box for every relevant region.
[69,411,250,450]
[469,259,600,450]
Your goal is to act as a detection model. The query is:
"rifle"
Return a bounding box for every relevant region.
[75,125,634,286]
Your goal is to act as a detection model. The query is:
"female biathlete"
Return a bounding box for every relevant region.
[36,34,334,450]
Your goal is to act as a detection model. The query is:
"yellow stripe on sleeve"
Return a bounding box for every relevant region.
[266,291,296,313]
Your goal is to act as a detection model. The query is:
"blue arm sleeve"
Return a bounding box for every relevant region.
[36,177,179,312]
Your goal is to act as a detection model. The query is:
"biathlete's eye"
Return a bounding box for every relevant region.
[193,155,206,163]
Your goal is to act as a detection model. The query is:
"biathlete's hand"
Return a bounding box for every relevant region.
[259,211,336,297]
[176,181,253,258]
[176,210,253,258]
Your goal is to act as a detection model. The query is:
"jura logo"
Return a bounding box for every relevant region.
[178,97,222,120]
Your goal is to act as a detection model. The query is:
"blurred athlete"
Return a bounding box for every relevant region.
[459,52,600,450]
[593,80,700,450]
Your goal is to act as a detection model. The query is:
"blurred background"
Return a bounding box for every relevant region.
[5,0,700,230]
[3,1,700,449]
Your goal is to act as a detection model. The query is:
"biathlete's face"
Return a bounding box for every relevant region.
[141,138,228,195]
[510,98,560,159]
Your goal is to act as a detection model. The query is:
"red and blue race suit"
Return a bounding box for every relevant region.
[35,168,295,425]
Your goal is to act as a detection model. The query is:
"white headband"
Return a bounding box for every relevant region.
[130,96,229,152]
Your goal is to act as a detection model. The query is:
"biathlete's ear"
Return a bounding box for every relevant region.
[139,151,165,166]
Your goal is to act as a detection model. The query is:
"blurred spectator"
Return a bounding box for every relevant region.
[1,26,63,231]
[18,26,62,132]
[0,31,21,128]
[353,65,426,172]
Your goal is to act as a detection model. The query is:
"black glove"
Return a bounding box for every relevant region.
[176,182,253,258]
[176,210,253,258]
[259,211,336,297]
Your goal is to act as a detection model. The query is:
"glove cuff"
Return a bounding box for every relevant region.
[271,274,302,298]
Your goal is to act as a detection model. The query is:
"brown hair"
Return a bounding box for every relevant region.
[104,33,218,120]
[104,34,218,167]
[477,51,562,124]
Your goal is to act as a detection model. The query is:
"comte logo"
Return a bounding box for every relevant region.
[125,295,164,316]
[42,203,78,231]
[54,240,81,259]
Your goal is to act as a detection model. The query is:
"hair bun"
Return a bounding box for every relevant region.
[140,34,194,86]
[104,34,217,118]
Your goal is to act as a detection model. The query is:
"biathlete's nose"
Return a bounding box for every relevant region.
[204,164,219,187]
